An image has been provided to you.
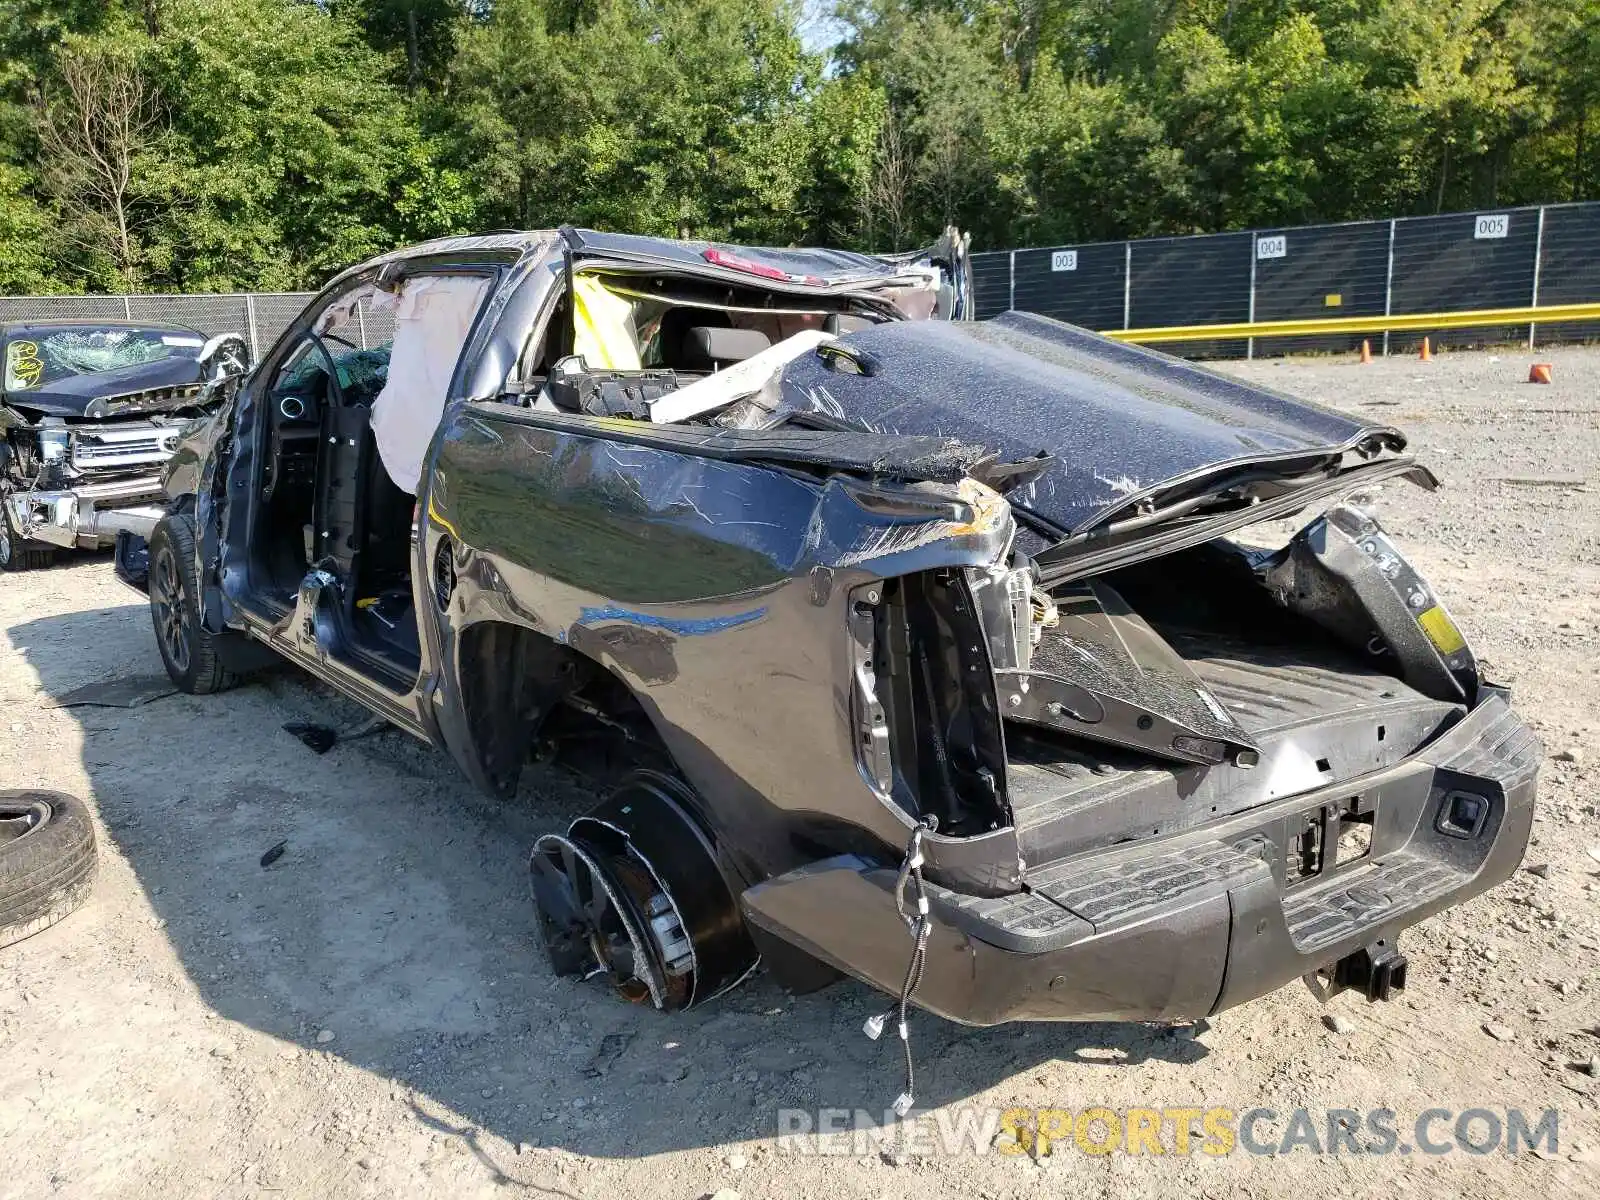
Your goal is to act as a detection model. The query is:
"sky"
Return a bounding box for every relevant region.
[799,0,845,54]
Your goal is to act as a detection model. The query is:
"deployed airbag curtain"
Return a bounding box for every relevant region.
[371,274,492,493]
[572,275,644,370]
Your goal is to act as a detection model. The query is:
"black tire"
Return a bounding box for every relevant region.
[0,790,97,949]
[0,497,57,572]
[149,513,236,694]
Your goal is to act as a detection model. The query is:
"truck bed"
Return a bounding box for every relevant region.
[1007,628,1463,867]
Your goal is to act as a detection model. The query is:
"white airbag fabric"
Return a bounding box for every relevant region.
[648,330,834,424]
[371,275,491,494]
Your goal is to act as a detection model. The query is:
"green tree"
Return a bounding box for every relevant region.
[333,0,471,90]
[2,0,1597,291]
[439,0,823,242]
[0,164,55,293]
[144,0,472,290]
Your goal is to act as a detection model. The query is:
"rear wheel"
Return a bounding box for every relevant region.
[149,514,236,694]
[0,497,57,572]
[530,772,756,1011]
[0,790,97,949]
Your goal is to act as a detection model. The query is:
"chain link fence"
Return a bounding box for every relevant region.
[0,289,404,361]
[973,200,1600,357]
[0,292,316,360]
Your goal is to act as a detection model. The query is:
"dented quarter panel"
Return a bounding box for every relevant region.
[421,400,1024,891]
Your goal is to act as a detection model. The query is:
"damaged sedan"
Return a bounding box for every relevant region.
[122,230,1536,1095]
[1,320,247,569]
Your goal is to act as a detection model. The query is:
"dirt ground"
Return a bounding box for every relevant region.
[1,344,1598,1200]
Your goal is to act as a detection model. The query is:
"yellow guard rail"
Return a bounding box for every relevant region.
[1104,301,1600,345]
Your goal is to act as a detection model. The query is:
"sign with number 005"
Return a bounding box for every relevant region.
[1474,214,1509,239]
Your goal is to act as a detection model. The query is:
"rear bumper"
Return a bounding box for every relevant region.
[4,476,166,549]
[741,690,1537,1025]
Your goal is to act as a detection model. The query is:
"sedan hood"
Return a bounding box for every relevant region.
[779,311,1406,536]
[5,354,207,419]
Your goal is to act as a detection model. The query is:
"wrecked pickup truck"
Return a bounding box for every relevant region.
[123,229,1536,1068]
[1,321,247,570]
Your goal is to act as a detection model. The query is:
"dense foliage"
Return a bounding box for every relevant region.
[0,0,1595,291]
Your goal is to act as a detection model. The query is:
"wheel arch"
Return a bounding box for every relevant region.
[446,615,681,801]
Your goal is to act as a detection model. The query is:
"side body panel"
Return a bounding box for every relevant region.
[420,403,1022,892]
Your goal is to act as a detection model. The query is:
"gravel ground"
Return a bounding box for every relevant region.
[1,344,1597,1199]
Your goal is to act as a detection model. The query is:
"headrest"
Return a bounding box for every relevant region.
[683,326,772,369]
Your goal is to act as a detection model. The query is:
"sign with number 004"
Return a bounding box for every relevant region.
[1474,214,1509,239]
[1256,235,1287,260]
[1050,250,1078,272]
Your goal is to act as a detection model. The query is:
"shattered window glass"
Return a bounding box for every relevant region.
[4,328,190,390]
[295,285,394,405]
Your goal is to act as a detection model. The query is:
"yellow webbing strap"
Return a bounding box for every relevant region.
[572,275,641,370]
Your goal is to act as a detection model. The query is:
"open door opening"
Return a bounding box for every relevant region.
[253,270,492,685]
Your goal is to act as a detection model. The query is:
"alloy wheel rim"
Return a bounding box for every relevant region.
[151,546,191,674]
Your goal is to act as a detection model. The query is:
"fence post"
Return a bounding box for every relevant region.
[1382,219,1397,357]
[1122,242,1132,330]
[122,295,132,321]
[1529,206,1546,350]
[1008,249,1016,312]
[245,294,260,358]
[1246,232,1257,360]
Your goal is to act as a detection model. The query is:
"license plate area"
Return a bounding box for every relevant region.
[1284,795,1375,891]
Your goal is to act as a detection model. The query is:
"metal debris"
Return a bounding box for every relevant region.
[47,675,178,709]
[282,722,338,754]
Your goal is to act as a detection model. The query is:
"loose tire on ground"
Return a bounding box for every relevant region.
[0,790,97,950]
[148,513,236,694]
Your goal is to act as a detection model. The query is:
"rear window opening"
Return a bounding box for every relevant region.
[514,272,887,427]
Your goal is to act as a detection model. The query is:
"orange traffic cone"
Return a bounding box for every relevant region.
[1360,339,1373,364]
[1419,337,1433,362]
[1528,362,1553,384]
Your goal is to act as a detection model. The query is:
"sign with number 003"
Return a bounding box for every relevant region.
[1474,214,1509,239]
[1256,235,1287,260]
[1050,250,1078,272]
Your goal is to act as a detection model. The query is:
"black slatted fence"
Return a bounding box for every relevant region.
[973,201,1600,358]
